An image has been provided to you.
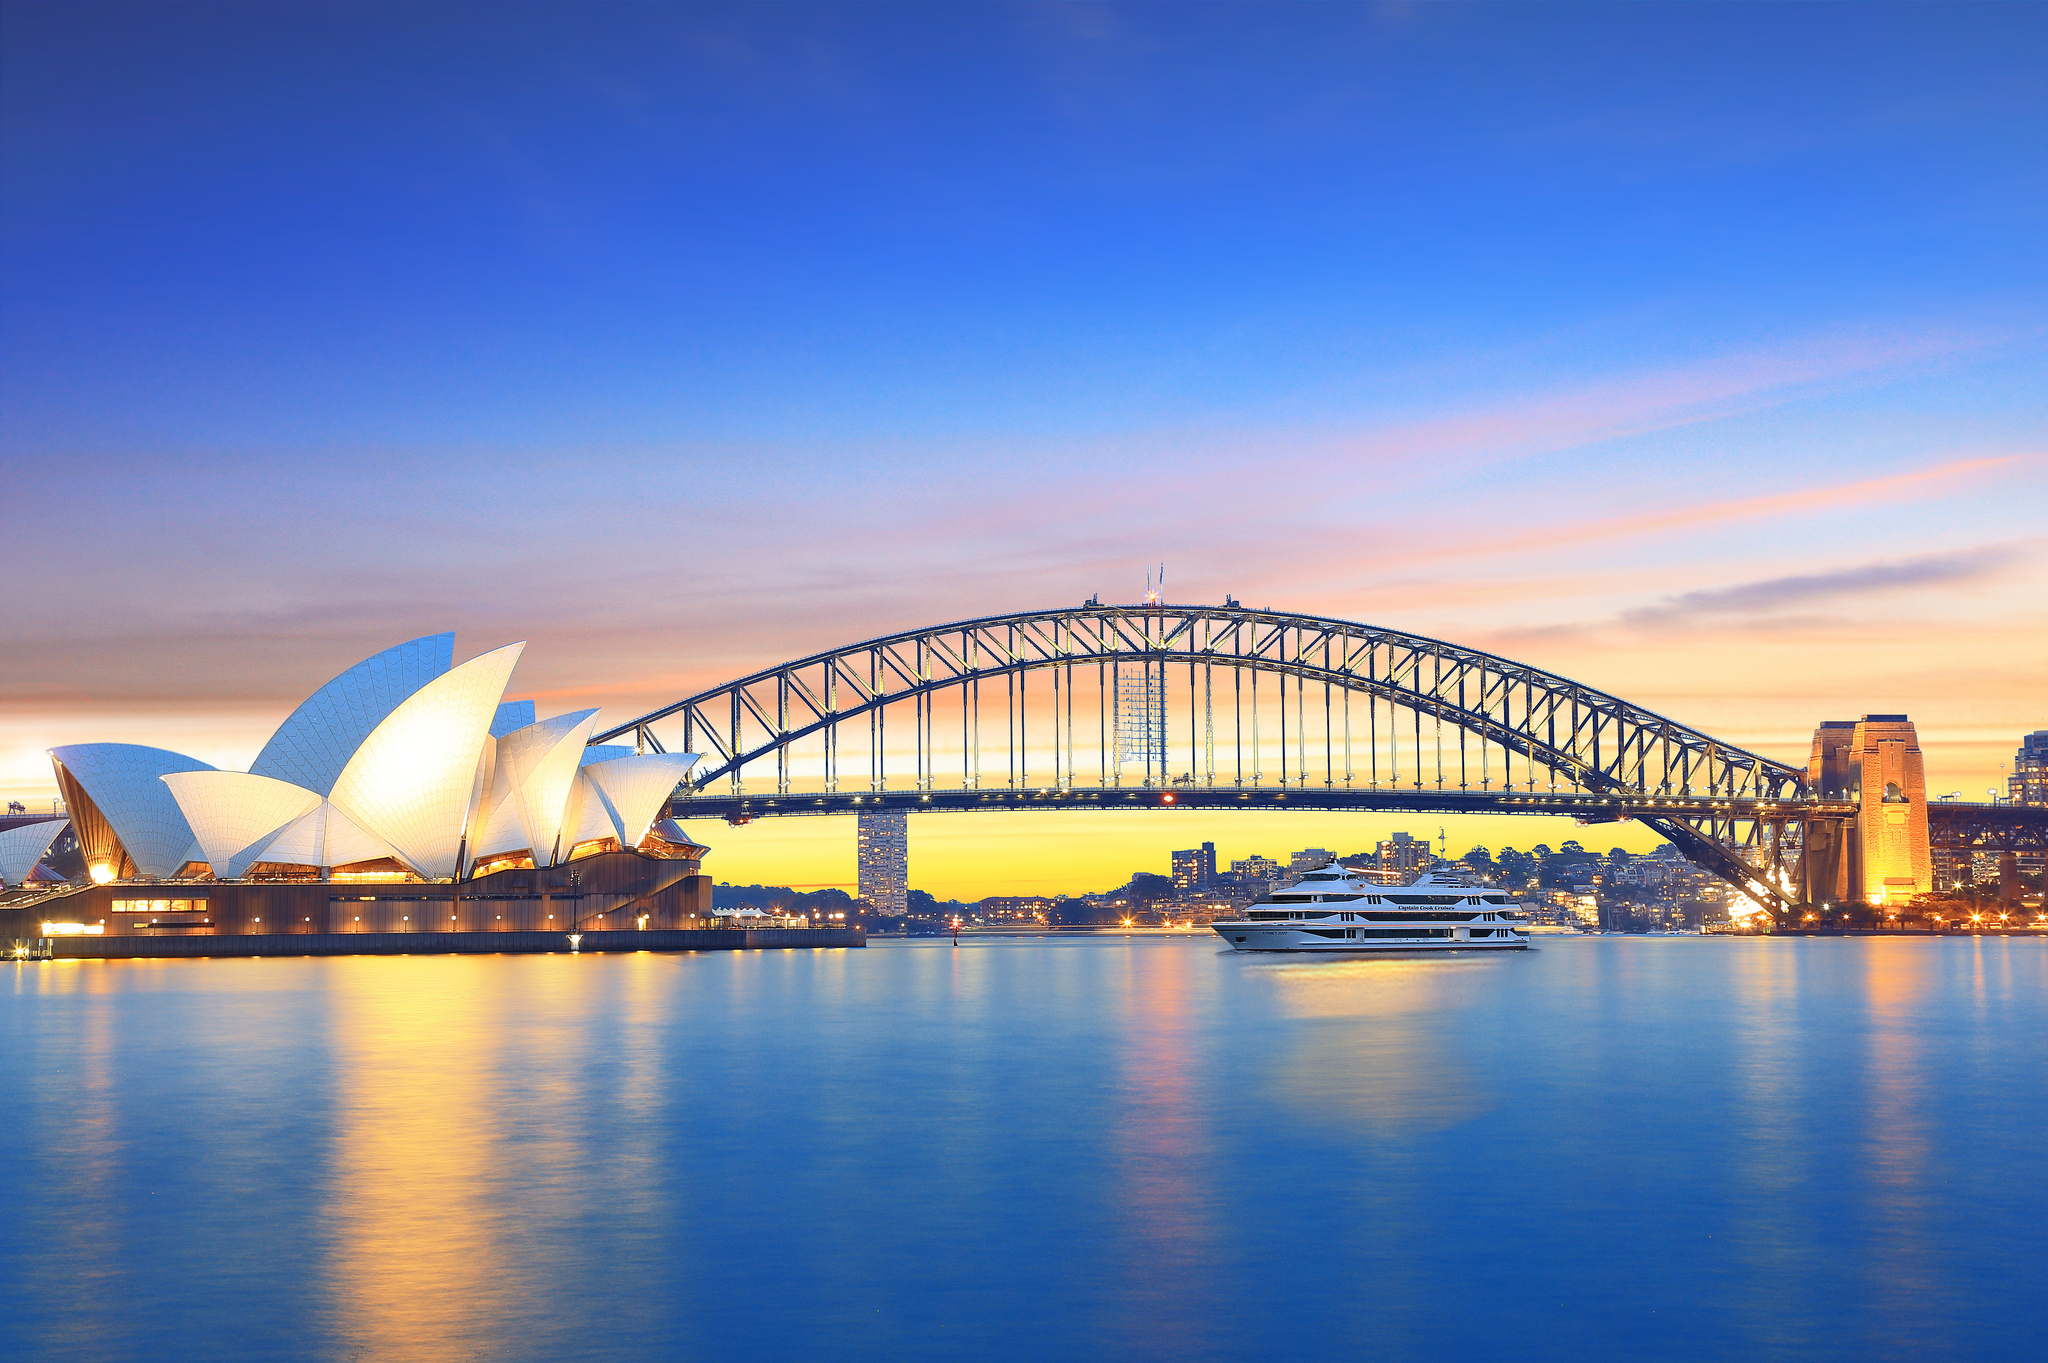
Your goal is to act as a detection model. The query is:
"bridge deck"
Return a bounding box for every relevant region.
[669,786,1860,823]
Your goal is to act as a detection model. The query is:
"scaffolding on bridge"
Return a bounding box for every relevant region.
[1114,663,1168,784]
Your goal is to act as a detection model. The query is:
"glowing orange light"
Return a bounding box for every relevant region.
[1162,794,1175,804]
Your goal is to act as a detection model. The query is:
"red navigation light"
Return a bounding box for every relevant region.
[1162,793,1175,804]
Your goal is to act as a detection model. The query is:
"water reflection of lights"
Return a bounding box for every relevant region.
[1248,955,1501,1016]
[1105,943,1215,1357]
[322,958,606,1360]
[1244,956,1507,1134]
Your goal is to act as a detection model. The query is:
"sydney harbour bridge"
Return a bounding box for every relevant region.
[592,604,2043,915]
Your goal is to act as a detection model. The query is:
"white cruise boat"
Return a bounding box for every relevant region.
[1212,862,1530,953]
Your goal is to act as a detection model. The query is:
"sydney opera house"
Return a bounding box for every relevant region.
[2,634,717,940]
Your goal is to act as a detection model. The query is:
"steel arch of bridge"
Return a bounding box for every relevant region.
[595,604,1824,910]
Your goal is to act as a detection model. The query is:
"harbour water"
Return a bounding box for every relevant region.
[3,936,2043,1361]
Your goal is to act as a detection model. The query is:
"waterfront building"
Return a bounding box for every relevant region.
[1549,890,1600,928]
[45,634,697,884]
[974,895,1054,921]
[857,809,909,914]
[9,634,717,937]
[2013,731,2048,807]
[1171,841,1216,889]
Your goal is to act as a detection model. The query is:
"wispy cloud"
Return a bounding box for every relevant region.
[1622,545,2024,628]
[1319,326,2021,477]
[1482,456,2025,559]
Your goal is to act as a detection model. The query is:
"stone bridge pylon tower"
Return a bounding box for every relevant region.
[1804,715,1931,907]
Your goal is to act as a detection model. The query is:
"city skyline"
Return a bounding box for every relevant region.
[4,2,2042,898]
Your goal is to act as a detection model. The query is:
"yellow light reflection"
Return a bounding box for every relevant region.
[1105,943,1215,1358]
[1257,957,1496,1133]
[319,957,606,1361]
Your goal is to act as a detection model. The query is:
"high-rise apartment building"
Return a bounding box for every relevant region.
[856,809,908,915]
[2012,730,2048,806]
[1377,831,1432,879]
[1171,841,1216,889]
[1288,848,1333,875]
[1230,854,1281,887]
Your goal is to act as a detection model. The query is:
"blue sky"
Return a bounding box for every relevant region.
[8,2,2041,449]
[3,2,2042,892]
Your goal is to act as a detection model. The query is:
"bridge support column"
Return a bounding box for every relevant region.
[1798,818,1846,908]
[1845,716,1932,907]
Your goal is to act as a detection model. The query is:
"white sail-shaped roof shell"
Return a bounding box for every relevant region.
[249,633,454,797]
[558,768,614,852]
[470,710,599,865]
[513,711,598,865]
[250,800,402,871]
[0,818,69,887]
[580,752,700,851]
[160,771,322,879]
[328,643,524,879]
[48,743,215,878]
[470,779,530,863]
[561,745,641,848]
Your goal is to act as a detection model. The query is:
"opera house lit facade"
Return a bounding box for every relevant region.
[4,634,717,939]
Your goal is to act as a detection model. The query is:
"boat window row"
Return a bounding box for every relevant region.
[1245,910,1489,923]
[1276,892,1514,904]
[1300,927,1517,941]
[1261,893,1509,908]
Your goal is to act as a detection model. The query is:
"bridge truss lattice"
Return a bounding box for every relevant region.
[595,605,1825,911]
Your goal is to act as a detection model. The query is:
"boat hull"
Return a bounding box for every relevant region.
[1212,924,1529,952]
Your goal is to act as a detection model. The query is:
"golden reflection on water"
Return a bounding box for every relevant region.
[1859,939,1943,1335]
[22,963,124,1356]
[319,955,607,1363]
[1863,940,1930,1190]
[1106,944,1214,1357]
[1722,940,1811,1300]
[1250,956,1499,1134]
[1253,955,1500,1018]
